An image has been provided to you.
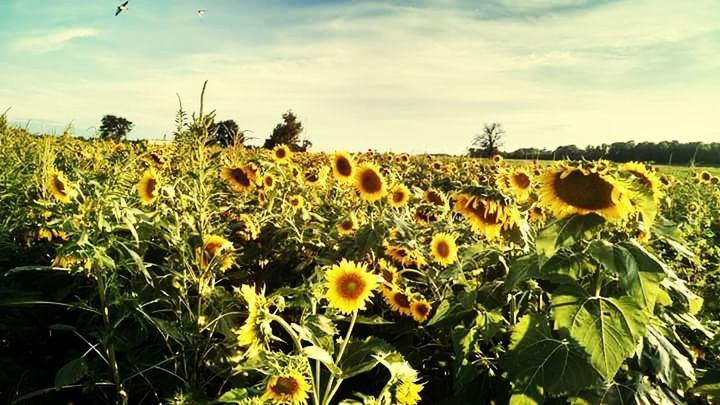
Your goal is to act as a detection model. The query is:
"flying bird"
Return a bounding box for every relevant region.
[197,9,207,17]
[115,1,129,16]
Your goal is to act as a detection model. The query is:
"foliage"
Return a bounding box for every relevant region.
[469,122,504,157]
[99,114,134,141]
[263,110,311,151]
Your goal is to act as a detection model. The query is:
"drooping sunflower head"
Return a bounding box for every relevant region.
[199,235,234,271]
[336,213,359,235]
[137,169,159,205]
[376,258,398,290]
[385,244,427,268]
[452,193,519,240]
[332,151,355,182]
[539,165,634,221]
[354,163,386,202]
[430,232,458,267]
[383,288,412,316]
[324,259,378,314]
[303,166,329,187]
[234,284,266,355]
[272,144,292,164]
[413,205,438,224]
[221,165,256,192]
[47,168,72,204]
[620,162,662,201]
[410,299,431,323]
[388,184,411,208]
[146,151,166,167]
[395,381,424,405]
[262,371,311,405]
[423,189,446,207]
[288,195,304,210]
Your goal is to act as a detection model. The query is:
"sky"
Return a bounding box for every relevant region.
[0,0,719,154]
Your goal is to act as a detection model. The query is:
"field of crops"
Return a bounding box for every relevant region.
[1,114,719,404]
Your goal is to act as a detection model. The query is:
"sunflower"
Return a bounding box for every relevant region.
[272,144,292,164]
[620,162,662,201]
[336,213,359,235]
[528,204,547,225]
[324,259,378,314]
[452,193,519,240]
[385,245,427,268]
[235,284,265,357]
[199,235,234,271]
[262,173,276,190]
[687,202,700,214]
[229,214,260,242]
[491,154,504,165]
[332,151,355,182]
[430,233,458,267]
[262,371,311,405]
[538,166,634,221]
[388,184,411,207]
[395,381,423,405]
[710,176,719,185]
[355,163,386,202]
[136,169,159,205]
[431,160,443,171]
[304,166,329,187]
[413,206,438,224]
[147,151,166,167]
[288,195,304,210]
[700,171,713,183]
[383,288,412,316]
[507,169,532,202]
[221,165,256,192]
[410,300,431,323]
[423,189,446,207]
[47,168,72,203]
[376,258,398,291]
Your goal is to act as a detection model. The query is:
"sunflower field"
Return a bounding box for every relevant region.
[1,107,720,405]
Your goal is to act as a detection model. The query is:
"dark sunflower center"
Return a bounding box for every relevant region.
[394,292,410,308]
[205,242,222,255]
[339,274,365,298]
[381,268,394,283]
[553,170,615,210]
[305,173,319,183]
[360,170,382,193]
[149,153,164,165]
[230,168,251,187]
[291,198,300,206]
[393,191,405,203]
[425,191,443,206]
[341,220,353,230]
[436,241,450,258]
[272,376,299,395]
[629,171,652,189]
[336,157,352,176]
[414,303,429,316]
[264,176,273,187]
[52,175,66,194]
[145,178,157,197]
[513,173,531,189]
[275,148,286,159]
[701,172,711,181]
[465,198,501,225]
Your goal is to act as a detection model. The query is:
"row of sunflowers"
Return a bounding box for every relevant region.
[0,116,719,404]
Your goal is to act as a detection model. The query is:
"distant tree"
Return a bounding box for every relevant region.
[99,114,133,141]
[209,119,244,147]
[263,110,309,151]
[471,123,504,157]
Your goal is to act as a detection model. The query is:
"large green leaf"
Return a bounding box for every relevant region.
[637,325,695,391]
[503,313,597,402]
[536,214,604,266]
[338,336,393,379]
[552,290,649,381]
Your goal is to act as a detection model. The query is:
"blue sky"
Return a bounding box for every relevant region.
[1,0,719,153]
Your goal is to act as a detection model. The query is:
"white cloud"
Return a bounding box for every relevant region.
[11,27,98,54]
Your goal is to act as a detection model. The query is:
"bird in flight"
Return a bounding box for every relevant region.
[197,9,207,17]
[115,1,129,16]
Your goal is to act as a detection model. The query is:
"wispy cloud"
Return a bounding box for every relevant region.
[11,27,98,54]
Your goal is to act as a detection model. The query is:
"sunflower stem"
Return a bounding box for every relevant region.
[322,311,358,405]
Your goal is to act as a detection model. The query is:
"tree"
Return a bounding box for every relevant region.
[99,115,133,141]
[209,119,245,147]
[263,110,309,151]
[471,123,504,157]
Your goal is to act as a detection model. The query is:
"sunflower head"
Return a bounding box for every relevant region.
[700,171,713,183]
[355,163,386,202]
[262,371,310,405]
[137,169,160,205]
[687,202,700,214]
[423,189,446,207]
[234,284,266,357]
[324,259,378,314]
[47,168,72,204]
[539,165,634,221]
[410,299,431,323]
[452,193,519,240]
[620,162,662,201]
[383,288,412,316]
[507,169,532,202]
[272,144,292,164]
[395,381,424,405]
[262,173,275,190]
[430,233,458,267]
[303,166,329,187]
[336,213,359,235]
[389,184,411,207]
[199,235,234,271]
[288,195,304,210]
[221,165,256,192]
[491,154,504,165]
[332,151,355,182]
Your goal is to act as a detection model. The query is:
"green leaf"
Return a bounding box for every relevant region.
[303,345,341,375]
[503,313,597,401]
[637,325,695,391]
[505,255,539,292]
[694,369,720,397]
[426,290,477,327]
[338,337,393,379]
[54,358,88,387]
[536,214,605,266]
[218,388,250,403]
[552,290,649,381]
